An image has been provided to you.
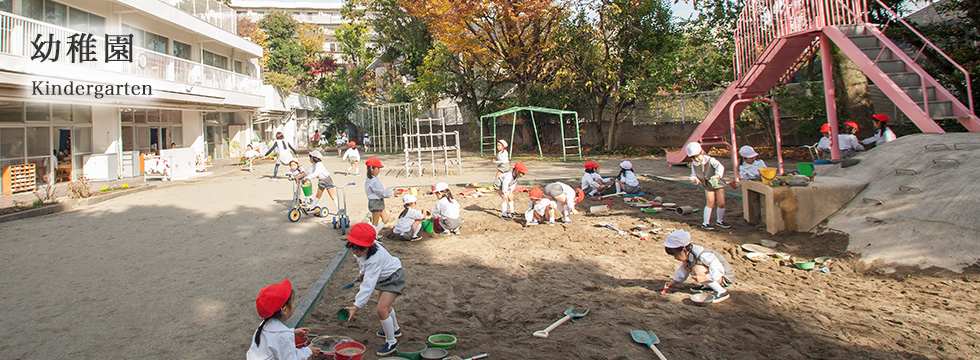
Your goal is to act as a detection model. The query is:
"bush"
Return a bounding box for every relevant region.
[68,176,92,199]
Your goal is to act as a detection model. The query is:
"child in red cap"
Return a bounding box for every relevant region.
[524,188,557,226]
[493,161,528,219]
[344,223,406,357]
[861,114,896,147]
[246,279,320,359]
[364,157,394,233]
[343,141,361,175]
[581,161,612,198]
[837,121,865,158]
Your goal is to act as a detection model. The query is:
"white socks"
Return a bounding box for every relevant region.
[703,207,712,225]
[615,183,622,193]
[508,201,515,213]
[389,308,399,333]
[373,222,384,233]
[717,208,726,223]
[380,315,397,345]
[501,202,508,214]
[705,281,726,294]
[412,223,421,237]
[309,197,319,207]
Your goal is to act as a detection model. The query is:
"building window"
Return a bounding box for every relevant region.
[203,50,228,70]
[43,0,66,26]
[122,25,168,54]
[21,0,42,21]
[1,0,12,13]
[234,60,243,74]
[173,41,192,60]
[67,7,105,36]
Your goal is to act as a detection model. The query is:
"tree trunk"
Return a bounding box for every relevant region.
[834,47,874,136]
[606,113,618,151]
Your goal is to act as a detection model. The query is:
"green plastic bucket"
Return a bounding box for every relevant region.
[421,220,434,233]
[796,162,815,177]
[301,180,313,196]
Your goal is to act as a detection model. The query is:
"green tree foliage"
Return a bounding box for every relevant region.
[258,11,305,83]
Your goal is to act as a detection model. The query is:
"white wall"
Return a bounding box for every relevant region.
[92,106,120,155]
[182,110,205,155]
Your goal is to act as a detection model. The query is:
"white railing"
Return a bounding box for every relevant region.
[158,0,237,35]
[0,11,260,94]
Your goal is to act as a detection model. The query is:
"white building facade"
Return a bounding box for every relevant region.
[0,0,263,184]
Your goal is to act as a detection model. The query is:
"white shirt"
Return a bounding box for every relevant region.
[495,149,509,165]
[497,171,518,194]
[554,182,576,214]
[307,162,331,181]
[343,148,360,162]
[739,159,767,180]
[862,128,896,146]
[365,177,393,200]
[816,136,832,151]
[393,208,425,236]
[690,156,724,183]
[244,149,259,158]
[837,134,865,151]
[672,244,726,283]
[433,197,461,220]
[354,244,402,308]
[527,198,555,215]
[619,170,639,187]
[246,318,314,360]
[581,173,608,193]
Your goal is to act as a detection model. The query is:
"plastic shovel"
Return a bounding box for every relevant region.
[631,330,667,360]
[532,307,589,338]
[340,278,360,290]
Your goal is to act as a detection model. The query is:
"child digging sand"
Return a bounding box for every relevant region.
[660,230,734,305]
[685,142,730,230]
[392,195,427,241]
[246,279,320,359]
[344,223,406,357]
[525,188,557,226]
[431,182,462,235]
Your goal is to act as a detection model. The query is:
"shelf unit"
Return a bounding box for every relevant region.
[2,164,36,195]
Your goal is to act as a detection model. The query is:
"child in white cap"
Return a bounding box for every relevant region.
[493,139,510,177]
[392,194,427,241]
[306,150,338,210]
[613,161,641,194]
[685,142,730,230]
[660,230,734,304]
[737,145,767,183]
[432,182,462,235]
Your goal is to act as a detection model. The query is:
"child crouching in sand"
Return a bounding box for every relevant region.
[344,223,406,357]
[246,279,320,359]
[392,195,427,241]
[660,230,734,304]
[432,182,462,235]
[525,188,556,226]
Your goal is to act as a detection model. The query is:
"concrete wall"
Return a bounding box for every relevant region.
[182,110,204,154]
[92,106,120,155]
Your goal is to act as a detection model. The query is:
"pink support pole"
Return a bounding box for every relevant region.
[729,98,784,182]
[820,33,841,160]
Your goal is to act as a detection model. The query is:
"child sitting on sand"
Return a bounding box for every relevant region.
[246,279,320,359]
[660,230,734,305]
[581,161,612,198]
[431,182,462,235]
[525,188,557,226]
[392,195,427,241]
[344,223,406,357]
[243,144,260,172]
[494,161,528,219]
[613,161,641,194]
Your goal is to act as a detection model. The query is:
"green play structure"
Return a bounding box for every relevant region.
[479,106,582,161]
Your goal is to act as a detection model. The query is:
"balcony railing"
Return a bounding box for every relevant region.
[0,11,260,95]
[159,0,237,35]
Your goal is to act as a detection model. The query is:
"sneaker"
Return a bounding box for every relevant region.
[376,328,402,338]
[712,291,730,303]
[441,230,452,235]
[690,284,711,292]
[700,223,715,231]
[527,220,539,226]
[452,229,461,235]
[716,221,732,229]
[563,218,573,223]
[549,221,556,226]
[376,342,398,356]
[409,235,423,241]
[501,213,512,219]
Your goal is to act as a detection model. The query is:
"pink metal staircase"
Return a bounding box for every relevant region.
[666,0,980,170]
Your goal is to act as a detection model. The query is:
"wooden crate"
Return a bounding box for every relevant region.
[2,164,36,195]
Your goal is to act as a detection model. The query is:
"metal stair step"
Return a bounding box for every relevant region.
[839,24,868,36]
[876,59,907,74]
[915,100,954,118]
[849,35,879,49]
[888,72,920,88]
[862,48,892,60]
[902,86,937,102]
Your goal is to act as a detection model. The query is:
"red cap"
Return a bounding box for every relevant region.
[844,121,859,131]
[347,223,376,247]
[820,123,831,133]
[529,188,543,199]
[365,157,383,168]
[872,114,890,123]
[513,161,528,174]
[349,141,356,147]
[256,279,292,318]
[584,161,600,169]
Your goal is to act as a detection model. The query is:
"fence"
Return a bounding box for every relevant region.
[632,90,726,125]
[159,0,237,35]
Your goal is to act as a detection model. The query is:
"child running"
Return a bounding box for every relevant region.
[365,157,394,232]
[306,150,338,210]
[525,188,557,226]
[494,161,528,219]
[660,230,734,305]
[613,161,641,194]
[244,144,260,172]
[492,139,510,178]
[343,141,361,175]
[431,182,462,235]
[246,279,320,359]
[264,132,296,181]
[581,161,612,198]
[544,181,578,223]
[685,142,730,230]
[344,223,406,357]
[392,195,427,241]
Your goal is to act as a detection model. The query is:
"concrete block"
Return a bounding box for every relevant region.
[742,176,867,234]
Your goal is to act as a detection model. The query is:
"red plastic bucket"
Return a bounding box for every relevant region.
[333,341,366,360]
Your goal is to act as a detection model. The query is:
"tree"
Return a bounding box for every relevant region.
[238,17,268,70]
[296,23,326,64]
[257,11,306,91]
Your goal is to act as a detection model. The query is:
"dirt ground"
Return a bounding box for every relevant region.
[305,177,980,360]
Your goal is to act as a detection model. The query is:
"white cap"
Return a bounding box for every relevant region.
[402,194,417,204]
[434,182,449,192]
[497,139,508,147]
[738,146,758,158]
[685,142,703,157]
[620,161,633,170]
[309,150,322,159]
[662,230,692,248]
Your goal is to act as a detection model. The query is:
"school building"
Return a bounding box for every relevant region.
[0,0,297,185]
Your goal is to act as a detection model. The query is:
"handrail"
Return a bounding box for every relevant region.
[869,0,973,114]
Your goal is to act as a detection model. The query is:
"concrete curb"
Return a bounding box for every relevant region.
[287,246,350,328]
[0,186,150,224]
[641,174,744,200]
